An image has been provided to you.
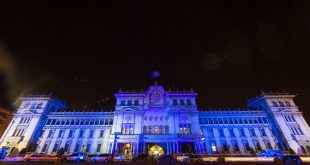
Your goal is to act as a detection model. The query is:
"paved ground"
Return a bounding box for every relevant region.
[0,162,309,165]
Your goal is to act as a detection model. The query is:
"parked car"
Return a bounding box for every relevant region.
[65,152,87,163]
[261,149,283,158]
[24,154,60,162]
[90,154,113,163]
[281,155,302,165]
[132,154,149,163]
[189,154,203,164]
[177,153,190,162]
[3,155,26,162]
[113,154,126,161]
[87,154,97,161]
[156,155,177,164]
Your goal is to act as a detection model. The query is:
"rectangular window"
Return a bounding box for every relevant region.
[89,130,94,138]
[259,128,267,137]
[52,143,59,152]
[250,128,256,137]
[219,128,225,137]
[86,143,91,152]
[79,130,84,138]
[99,130,104,138]
[96,144,102,152]
[68,130,74,138]
[229,128,235,137]
[41,144,48,153]
[209,129,214,137]
[74,144,80,152]
[48,130,54,138]
[64,143,70,152]
[58,130,63,138]
[239,128,246,137]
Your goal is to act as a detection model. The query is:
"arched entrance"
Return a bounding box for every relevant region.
[148,145,164,156]
[122,143,132,159]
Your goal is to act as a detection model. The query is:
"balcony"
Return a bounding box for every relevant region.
[177,134,203,139]
[6,136,24,143]
[292,134,309,141]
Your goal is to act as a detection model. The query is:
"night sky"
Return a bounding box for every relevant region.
[0,1,309,121]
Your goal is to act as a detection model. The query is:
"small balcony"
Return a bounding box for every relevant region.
[177,134,203,139]
[292,134,309,141]
[7,136,24,143]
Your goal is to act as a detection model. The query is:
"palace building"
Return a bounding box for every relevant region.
[1,83,310,157]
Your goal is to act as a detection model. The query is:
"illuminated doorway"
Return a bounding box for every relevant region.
[148,145,164,156]
[121,143,132,159]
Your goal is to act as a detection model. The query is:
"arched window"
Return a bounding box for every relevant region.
[120,100,125,106]
[36,103,43,108]
[127,100,132,106]
[278,101,285,107]
[143,126,147,134]
[187,100,192,105]
[285,101,291,107]
[272,101,278,107]
[154,126,159,134]
[173,100,178,105]
[180,100,185,105]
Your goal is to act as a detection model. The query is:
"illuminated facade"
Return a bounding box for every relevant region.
[1,83,310,156]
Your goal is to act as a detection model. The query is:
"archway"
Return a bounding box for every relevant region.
[148,145,164,156]
[121,143,132,159]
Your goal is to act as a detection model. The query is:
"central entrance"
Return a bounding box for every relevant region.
[148,145,164,156]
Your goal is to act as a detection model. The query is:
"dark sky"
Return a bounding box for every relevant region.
[0,1,309,121]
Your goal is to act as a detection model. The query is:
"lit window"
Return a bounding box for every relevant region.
[211,143,217,152]
[154,126,159,134]
[143,126,147,134]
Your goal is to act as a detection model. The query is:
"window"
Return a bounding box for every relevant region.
[187,100,192,105]
[272,101,278,107]
[173,100,178,105]
[19,118,24,124]
[79,130,84,138]
[211,143,217,152]
[143,126,147,134]
[64,143,71,152]
[39,130,44,137]
[99,130,104,137]
[128,100,132,106]
[48,130,54,138]
[120,100,125,106]
[89,130,94,138]
[219,128,225,138]
[259,128,267,137]
[165,126,169,134]
[180,100,185,105]
[36,103,43,108]
[239,129,246,137]
[285,101,291,107]
[58,130,64,138]
[134,100,139,106]
[232,141,240,152]
[154,126,159,134]
[297,127,303,135]
[149,126,153,134]
[68,130,74,138]
[74,143,80,152]
[86,143,91,152]
[159,126,164,134]
[30,103,37,109]
[250,128,256,137]
[208,129,214,137]
[278,101,285,107]
[41,143,49,153]
[229,128,235,137]
[52,143,59,152]
[96,144,102,152]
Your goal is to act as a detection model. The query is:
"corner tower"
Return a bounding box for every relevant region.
[248,91,310,154]
[0,94,66,154]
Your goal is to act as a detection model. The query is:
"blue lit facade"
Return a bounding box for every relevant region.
[1,83,310,156]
